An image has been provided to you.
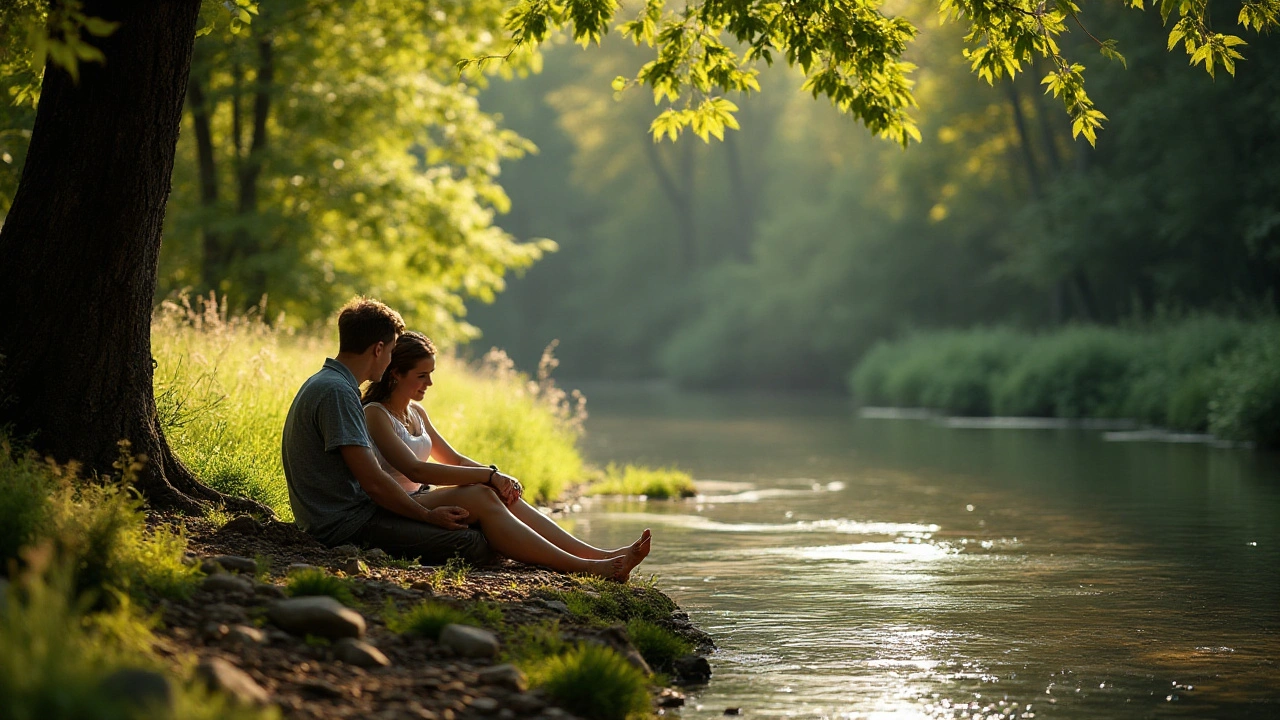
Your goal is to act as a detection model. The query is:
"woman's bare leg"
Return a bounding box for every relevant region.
[417,486,640,580]
[508,499,651,565]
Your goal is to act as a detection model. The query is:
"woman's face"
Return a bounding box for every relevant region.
[393,355,436,402]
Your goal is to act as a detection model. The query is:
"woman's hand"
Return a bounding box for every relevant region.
[490,472,524,506]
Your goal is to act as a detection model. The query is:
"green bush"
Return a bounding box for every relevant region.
[585,463,696,499]
[285,568,356,606]
[993,326,1140,418]
[0,443,54,568]
[626,618,692,674]
[1122,317,1249,430]
[383,599,474,639]
[530,643,652,720]
[504,620,567,667]
[1209,328,1280,448]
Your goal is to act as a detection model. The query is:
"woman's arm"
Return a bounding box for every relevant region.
[364,405,492,488]
[415,404,522,504]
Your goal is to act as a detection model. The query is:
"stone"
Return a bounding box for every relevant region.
[674,654,712,685]
[723,709,742,716]
[268,596,365,639]
[332,544,361,557]
[438,624,500,659]
[342,558,370,576]
[538,599,571,614]
[209,554,258,574]
[334,638,391,667]
[201,574,253,595]
[254,582,288,599]
[506,692,546,714]
[195,658,270,706]
[477,664,527,692]
[227,624,267,645]
[366,548,388,561]
[201,622,230,641]
[471,697,500,714]
[657,688,686,708]
[99,668,174,712]
[497,710,516,720]
[217,515,264,536]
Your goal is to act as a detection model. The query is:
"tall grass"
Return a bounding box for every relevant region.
[585,463,696,499]
[849,317,1280,445]
[152,295,588,519]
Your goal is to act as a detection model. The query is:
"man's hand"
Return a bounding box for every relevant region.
[491,472,523,506]
[425,505,469,530]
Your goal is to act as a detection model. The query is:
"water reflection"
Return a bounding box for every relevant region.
[567,386,1280,719]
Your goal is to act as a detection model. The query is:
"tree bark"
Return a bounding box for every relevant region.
[0,0,265,515]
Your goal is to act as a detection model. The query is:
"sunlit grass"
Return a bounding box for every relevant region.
[585,463,696,499]
[626,618,692,673]
[528,643,652,720]
[383,599,474,639]
[541,574,676,626]
[285,567,357,606]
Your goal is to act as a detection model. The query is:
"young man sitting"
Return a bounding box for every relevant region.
[281,298,495,564]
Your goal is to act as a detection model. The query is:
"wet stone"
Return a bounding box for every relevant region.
[334,637,391,667]
[268,596,366,639]
[674,654,712,685]
[195,657,270,706]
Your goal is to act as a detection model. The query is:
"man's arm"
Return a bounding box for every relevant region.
[339,445,469,530]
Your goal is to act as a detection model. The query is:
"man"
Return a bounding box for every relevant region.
[281,298,496,564]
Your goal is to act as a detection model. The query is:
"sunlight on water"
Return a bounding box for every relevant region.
[572,390,1280,720]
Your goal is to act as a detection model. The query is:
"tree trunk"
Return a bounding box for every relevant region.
[0,0,265,515]
[1005,80,1043,199]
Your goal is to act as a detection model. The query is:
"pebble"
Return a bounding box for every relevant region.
[342,558,370,576]
[471,697,500,714]
[195,657,270,706]
[209,554,258,574]
[201,574,254,595]
[99,667,174,712]
[268,596,366,639]
[439,624,500,658]
[334,638,391,667]
[477,664,527,692]
[227,624,267,645]
[201,622,230,641]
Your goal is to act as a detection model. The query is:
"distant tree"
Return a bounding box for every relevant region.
[1,0,1276,509]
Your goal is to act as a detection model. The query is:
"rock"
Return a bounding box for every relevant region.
[287,563,319,574]
[268,596,365,639]
[254,582,287,599]
[332,544,361,557]
[471,697,500,714]
[497,709,516,720]
[724,709,742,716]
[227,624,267,645]
[538,599,571,614]
[477,664,527,692]
[209,555,258,574]
[506,692,546,714]
[439,624,500,658]
[216,515,263,536]
[366,548,388,561]
[334,638,391,667]
[201,574,253,595]
[657,688,686,707]
[673,654,712,685]
[341,558,369,576]
[195,658,270,706]
[99,668,173,712]
[201,622,230,641]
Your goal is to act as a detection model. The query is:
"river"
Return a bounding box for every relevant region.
[563,385,1280,719]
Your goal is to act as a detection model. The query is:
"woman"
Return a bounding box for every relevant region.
[362,332,651,581]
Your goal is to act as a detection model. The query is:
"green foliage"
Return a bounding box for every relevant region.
[586,463,696,499]
[285,568,356,606]
[992,326,1140,419]
[0,439,201,604]
[852,330,1029,415]
[544,575,677,626]
[468,600,507,629]
[504,619,568,667]
[625,618,692,674]
[0,559,276,720]
[152,296,590,517]
[383,599,474,639]
[528,643,652,720]
[426,556,472,592]
[1209,326,1280,447]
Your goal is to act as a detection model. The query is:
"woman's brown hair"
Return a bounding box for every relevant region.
[362,331,436,405]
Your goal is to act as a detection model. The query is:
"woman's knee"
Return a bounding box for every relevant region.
[459,483,503,507]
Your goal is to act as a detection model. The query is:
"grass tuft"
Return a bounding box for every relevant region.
[383,599,474,639]
[285,568,356,606]
[528,643,652,720]
[626,618,693,673]
[585,463,696,499]
[543,575,677,626]
[426,556,471,591]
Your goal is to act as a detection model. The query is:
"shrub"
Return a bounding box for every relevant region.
[626,618,692,674]
[993,326,1140,418]
[0,443,54,568]
[384,599,473,639]
[530,643,652,720]
[586,463,696,499]
[1209,327,1280,448]
[285,568,356,606]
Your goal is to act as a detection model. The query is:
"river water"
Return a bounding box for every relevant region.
[563,385,1280,719]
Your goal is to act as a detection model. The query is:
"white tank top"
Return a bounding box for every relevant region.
[365,402,433,493]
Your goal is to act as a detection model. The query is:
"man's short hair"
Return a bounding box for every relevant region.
[337,298,405,353]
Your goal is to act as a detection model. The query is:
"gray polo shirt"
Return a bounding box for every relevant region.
[282,358,379,545]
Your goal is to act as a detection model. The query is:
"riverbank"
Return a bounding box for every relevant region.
[849,318,1280,448]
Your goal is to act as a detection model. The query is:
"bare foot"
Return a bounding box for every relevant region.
[584,557,632,582]
[611,528,651,582]
[608,528,652,560]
